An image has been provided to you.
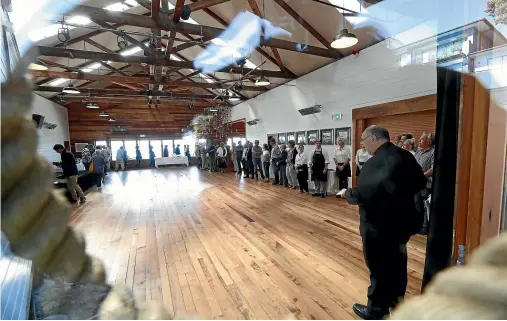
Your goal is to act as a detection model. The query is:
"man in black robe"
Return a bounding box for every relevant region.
[342,125,426,319]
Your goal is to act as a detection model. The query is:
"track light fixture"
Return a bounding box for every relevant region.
[57,26,71,43]
[62,84,80,94]
[108,117,116,122]
[99,111,109,117]
[233,82,244,92]
[181,5,192,20]
[117,34,128,49]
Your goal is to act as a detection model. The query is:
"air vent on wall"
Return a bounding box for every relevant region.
[246,119,260,126]
[298,105,322,116]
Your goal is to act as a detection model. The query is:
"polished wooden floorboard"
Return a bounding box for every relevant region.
[71,168,426,320]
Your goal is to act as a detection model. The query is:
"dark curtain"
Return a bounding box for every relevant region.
[421,68,461,290]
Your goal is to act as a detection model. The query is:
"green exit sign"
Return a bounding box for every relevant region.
[332,114,343,120]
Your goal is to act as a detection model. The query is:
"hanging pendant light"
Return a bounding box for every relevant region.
[330,28,358,49]
[108,117,116,122]
[62,84,81,94]
[99,111,109,117]
[330,0,359,49]
[229,94,240,101]
[29,60,48,70]
[86,102,100,109]
[255,75,270,86]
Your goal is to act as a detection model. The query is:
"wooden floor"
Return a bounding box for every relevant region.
[71,167,426,320]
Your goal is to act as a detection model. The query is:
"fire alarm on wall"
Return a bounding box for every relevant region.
[352,50,360,56]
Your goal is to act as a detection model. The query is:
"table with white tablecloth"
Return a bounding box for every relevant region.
[155,156,189,167]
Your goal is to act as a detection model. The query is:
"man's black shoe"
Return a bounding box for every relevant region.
[311,193,319,196]
[352,303,385,320]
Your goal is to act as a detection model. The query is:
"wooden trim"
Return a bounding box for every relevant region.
[352,94,437,120]
[352,119,366,187]
[463,75,490,255]
[452,74,475,263]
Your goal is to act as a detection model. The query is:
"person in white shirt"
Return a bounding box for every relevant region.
[308,139,330,198]
[295,144,309,194]
[261,143,271,183]
[355,142,371,177]
[101,145,112,176]
[333,138,352,196]
[216,142,227,173]
[402,139,416,155]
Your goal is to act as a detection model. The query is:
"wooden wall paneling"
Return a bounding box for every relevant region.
[452,74,475,263]
[464,75,490,255]
[480,89,507,243]
[352,95,437,120]
[365,110,437,143]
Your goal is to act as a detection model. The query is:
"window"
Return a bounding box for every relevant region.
[95,140,107,148]
[124,140,137,160]
[110,141,124,156]
[162,140,174,156]
[488,57,503,70]
[138,140,150,159]
[400,53,412,67]
[150,140,162,158]
[232,137,246,145]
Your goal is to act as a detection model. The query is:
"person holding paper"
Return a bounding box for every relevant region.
[340,125,426,320]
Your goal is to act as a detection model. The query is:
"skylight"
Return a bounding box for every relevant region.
[121,46,143,56]
[104,2,132,12]
[27,15,92,42]
[48,78,69,86]
[81,62,102,73]
[199,73,215,83]
[328,0,367,25]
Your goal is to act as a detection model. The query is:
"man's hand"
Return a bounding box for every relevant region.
[323,169,327,175]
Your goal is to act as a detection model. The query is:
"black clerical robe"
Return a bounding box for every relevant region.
[345,142,426,316]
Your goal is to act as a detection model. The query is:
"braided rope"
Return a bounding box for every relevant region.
[1,52,172,319]
[391,233,507,319]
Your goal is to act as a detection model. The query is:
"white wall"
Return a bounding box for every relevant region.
[231,40,437,169]
[30,94,70,162]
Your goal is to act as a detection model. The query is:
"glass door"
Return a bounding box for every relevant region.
[110,140,124,156]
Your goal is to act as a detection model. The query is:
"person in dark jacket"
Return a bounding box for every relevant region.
[244,141,254,178]
[341,126,426,320]
[277,144,288,187]
[163,145,169,157]
[175,144,181,156]
[235,141,244,175]
[53,144,86,203]
[90,150,106,189]
[207,143,217,172]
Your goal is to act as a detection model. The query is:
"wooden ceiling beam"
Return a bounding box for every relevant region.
[90,19,146,49]
[196,6,296,77]
[36,46,295,79]
[31,70,266,91]
[173,0,185,22]
[247,0,287,72]
[36,86,224,99]
[272,0,338,52]
[63,96,211,105]
[68,5,340,58]
[84,38,116,54]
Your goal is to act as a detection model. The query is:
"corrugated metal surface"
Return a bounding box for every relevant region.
[0,235,33,320]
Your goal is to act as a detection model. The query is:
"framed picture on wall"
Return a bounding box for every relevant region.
[335,127,352,145]
[307,130,318,145]
[287,132,295,143]
[278,133,286,144]
[296,131,306,145]
[321,129,333,145]
[267,134,276,144]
